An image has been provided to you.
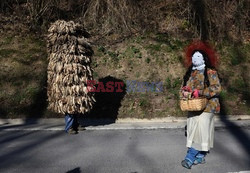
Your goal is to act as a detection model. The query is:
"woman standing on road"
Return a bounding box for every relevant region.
[180,40,221,169]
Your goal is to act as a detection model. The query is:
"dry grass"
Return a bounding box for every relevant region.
[1,0,249,42]
[0,32,48,118]
[0,0,249,118]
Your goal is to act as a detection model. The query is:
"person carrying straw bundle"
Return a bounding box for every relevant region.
[47,20,95,134]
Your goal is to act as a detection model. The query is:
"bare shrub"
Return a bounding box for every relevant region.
[0,0,14,12]
[189,0,250,41]
[27,0,61,31]
[81,0,140,35]
[1,0,248,42]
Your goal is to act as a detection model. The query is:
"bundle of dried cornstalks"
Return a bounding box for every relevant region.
[47,20,95,114]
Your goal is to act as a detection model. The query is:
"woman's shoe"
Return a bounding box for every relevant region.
[181,159,192,169]
[193,157,206,165]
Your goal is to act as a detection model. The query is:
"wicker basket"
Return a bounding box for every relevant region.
[180,97,208,111]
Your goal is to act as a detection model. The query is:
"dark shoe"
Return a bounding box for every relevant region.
[75,122,86,131]
[68,128,78,134]
[78,125,86,131]
[193,157,206,165]
[181,160,192,169]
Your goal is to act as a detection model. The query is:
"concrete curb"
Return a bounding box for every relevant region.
[0,115,250,131]
[1,115,250,124]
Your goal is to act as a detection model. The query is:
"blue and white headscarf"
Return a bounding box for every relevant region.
[192,51,206,71]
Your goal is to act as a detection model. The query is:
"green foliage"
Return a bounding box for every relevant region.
[219,90,228,100]
[181,20,191,30]
[98,46,106,53]
[123,45,142,59]
[165,77,171,89]
[93,71,99,79]
[131,46,140,54]
[25,86,40,100]
[146,44,161,53]
[0,49,19,58]
[107,51,118,59]
[229,78,247,93]
[234,78,247,89]
[139,97,150,109]
[155,33,169,43]
[135,72,140,78]
[11,85,39,106]
[0,33,47,118]
[165,77,182,89]
[1,17,250,118]
[2,36,14,45]
[145,37,187,57]
[228,46,246,65]
[172,77,182,88]
[133,36,146,43]
[167,39,186,51]
[13,54,37,65]
[145,57,151,63]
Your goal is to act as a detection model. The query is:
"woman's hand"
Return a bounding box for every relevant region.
[181,86,192,98]
[181,87,200,98]
[182,86,191,92]
[182,91,191,98]
[192,89,199,98]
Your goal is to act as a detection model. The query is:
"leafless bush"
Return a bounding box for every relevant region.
[81,0,142,35]
[1,0,248,41]
[204,0,249,41]
[187,0,249,41]
[27,0,61,31]
[0,0,19,12]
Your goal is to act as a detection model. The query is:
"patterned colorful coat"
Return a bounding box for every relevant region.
[182,68,222,114]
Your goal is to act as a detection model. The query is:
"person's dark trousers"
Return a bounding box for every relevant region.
[65,114,78,133]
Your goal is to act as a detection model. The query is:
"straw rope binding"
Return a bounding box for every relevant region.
[47,20,95,114]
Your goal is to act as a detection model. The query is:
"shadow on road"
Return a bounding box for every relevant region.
[0,131,64,169]
[0,75,127,129]
[66,167,81,173]
[219,114,250,158]
[125,131,161,172]
[219,92,250,161]
[81,75,126,126]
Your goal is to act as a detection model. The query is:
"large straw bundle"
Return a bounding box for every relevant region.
[47,20,95,114]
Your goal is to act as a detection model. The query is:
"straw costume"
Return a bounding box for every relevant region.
[47,20,95,134]
[180,40,221,169]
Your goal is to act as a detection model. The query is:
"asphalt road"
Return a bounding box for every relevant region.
[0,127,250,173]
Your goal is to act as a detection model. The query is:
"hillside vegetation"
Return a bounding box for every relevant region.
[0,0,249,118]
